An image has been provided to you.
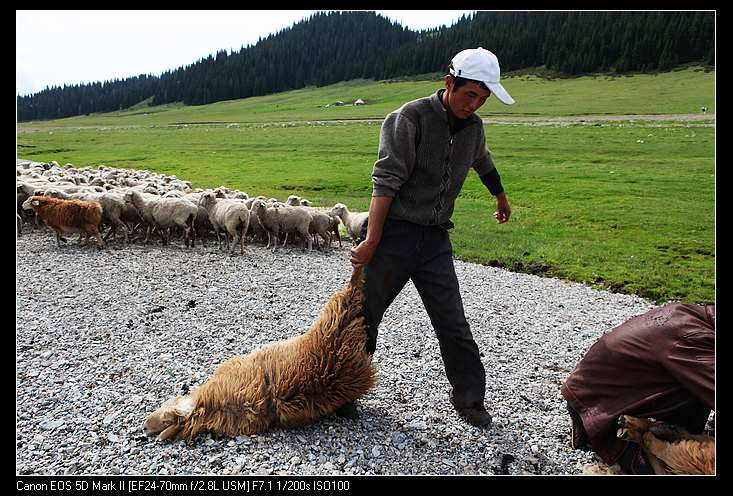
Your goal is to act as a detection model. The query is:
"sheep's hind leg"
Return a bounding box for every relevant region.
[270,228,279,252]
[55,230,67,247]
[187,226,195,248]
[90,227,105,249]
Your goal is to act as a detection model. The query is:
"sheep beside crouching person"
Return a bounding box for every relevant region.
[21,195,105,248]
[143,266,376,440]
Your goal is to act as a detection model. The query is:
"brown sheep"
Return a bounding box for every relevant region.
[21,195,105,248]
[616,415,715,474]
[143,266,376,441]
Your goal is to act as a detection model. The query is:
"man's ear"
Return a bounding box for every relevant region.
[444,74,454,89]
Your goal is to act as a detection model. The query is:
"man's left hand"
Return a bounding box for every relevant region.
[494,193,511,224]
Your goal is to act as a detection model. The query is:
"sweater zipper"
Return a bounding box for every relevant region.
[433,135,455,224]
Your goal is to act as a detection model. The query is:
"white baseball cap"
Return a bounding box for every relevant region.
[450,47,515,105]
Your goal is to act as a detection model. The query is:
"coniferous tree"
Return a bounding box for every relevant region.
[18,11,715,122]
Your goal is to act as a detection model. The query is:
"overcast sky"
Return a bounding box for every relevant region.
[16,10,476,96]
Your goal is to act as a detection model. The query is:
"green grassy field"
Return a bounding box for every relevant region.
[17,67,715,304]
[18,66,715,128]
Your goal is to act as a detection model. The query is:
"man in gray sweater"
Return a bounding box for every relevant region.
[347,47,513,426]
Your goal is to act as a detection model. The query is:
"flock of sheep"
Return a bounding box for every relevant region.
[16,160,370,254]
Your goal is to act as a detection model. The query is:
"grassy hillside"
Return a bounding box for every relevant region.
[16,67,715,304]
[18,66,715,128]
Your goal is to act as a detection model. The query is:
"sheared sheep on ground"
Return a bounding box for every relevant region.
[143,266,377,440]
[21,195,105,248]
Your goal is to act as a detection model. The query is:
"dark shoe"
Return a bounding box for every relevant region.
[334,401,359,420]
[455,405,493,427]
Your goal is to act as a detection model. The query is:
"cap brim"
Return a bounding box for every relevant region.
[487,82,514,105]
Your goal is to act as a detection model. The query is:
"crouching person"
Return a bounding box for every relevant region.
[561,303,714,474]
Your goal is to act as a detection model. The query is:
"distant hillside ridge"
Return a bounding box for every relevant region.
[17,11,715,122]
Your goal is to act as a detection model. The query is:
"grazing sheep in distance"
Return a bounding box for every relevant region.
[330,203,369,246]
[22,195,105,248]
[198,192,251,255]
[143,266,376,440]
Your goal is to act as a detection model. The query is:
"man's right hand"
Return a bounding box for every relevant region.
[350,239,379,268]
[350,196,393,268]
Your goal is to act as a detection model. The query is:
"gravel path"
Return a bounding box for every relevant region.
[16,227,654,475]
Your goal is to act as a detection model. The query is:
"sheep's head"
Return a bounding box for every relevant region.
[44,189,64,199]
[250,199,266,213]
[143,395,195,441]
[199,192,216,207]
[21,196,42,211]
[330,203,347,217]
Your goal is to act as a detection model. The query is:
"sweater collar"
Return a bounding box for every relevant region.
[431,89,480,133]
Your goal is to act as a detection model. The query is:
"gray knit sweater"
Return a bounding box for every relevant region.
[371,89,496,226]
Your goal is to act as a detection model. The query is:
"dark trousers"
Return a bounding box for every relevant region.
[362,218,486,408]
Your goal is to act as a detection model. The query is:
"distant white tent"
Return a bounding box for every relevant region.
[354,99,366,105]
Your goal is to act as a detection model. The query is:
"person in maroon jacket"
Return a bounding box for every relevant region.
[561,303,715,474]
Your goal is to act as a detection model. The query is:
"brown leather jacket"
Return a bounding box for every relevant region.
[561,303,715,464]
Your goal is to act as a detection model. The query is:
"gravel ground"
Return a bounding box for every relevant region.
[16,227,655,476]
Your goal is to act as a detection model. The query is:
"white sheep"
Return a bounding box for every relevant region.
[303,207,336,250]
[330,203,369,246]
[250,200,312,251]
[198,192,251,255]
[123,190,198,247]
